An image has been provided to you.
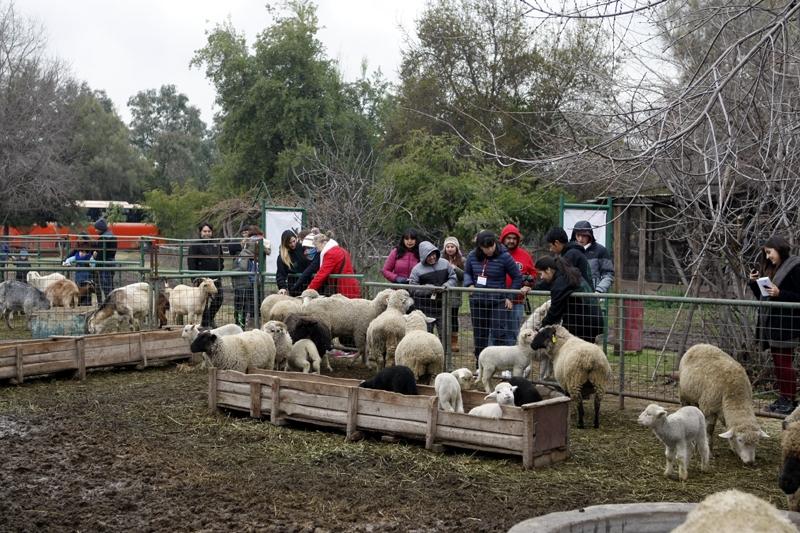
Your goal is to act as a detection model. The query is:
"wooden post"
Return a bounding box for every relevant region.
[75,337,86,381]
[250,382,262,418]
[346,386,359,440]
[15,345,23,384]
[270,378,285,425]
[522,408,536,469]
[425,395,440,451]
[138,332,146,367]
[208,368,218,414]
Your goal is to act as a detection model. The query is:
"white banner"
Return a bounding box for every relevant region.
[263,209,304,274]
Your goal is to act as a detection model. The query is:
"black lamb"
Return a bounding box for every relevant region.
[500,376,543,406]
[360,366,418,395]
[284,313,333,355]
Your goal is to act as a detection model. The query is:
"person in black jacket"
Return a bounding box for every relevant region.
[748,235,800,414]
[409,241,456,336]
[276,229,309,296]
[188,222,224,327]
[535,255,604,343]
[290,232,320,295]
[93,218,117,300]
[544,226,593,290]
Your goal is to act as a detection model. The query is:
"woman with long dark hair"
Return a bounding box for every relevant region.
[381,228,420,284]
[187,222,224,327]
[749,235,800,414]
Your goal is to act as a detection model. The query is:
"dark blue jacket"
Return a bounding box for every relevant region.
[463,244,522,301]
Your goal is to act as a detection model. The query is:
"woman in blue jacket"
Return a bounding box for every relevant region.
[463,231,522,365]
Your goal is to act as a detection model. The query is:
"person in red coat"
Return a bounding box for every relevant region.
[498,223,537,341]
[308,233,361,298]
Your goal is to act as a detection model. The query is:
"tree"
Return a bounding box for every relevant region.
[143,186,217,238]
[127,84,213,192]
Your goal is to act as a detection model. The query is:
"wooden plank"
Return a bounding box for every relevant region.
[435,425,523,452]
[533,448,570,468]
[280,388,347,411]
[20,360,78,375]
[522,408,535,469]
[18,339,76,355]
[6,349,77,365]
[356,413,427,437]
[436,440,522,457]
[248,368,363,388]
[357,398,430,423]
[356,387,432,408]
[532,401,570,454]
[75,337,86,381]
[425,395,438,450]
[138,333,146,367]
[278,379,350,399]
[217,381,255,396]
[437,411,524,434]
[281,403,348,426]
[346,387,358,439]
[216,391,250,410]
[217,369,277,386]
[208,368,218,413]
[250,382,262,418]
[270,379,284,425]
[15,345,23,383]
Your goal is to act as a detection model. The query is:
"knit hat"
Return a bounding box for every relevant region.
[443,236,461,251]
[302,235,315,248]
[94,218,108,233]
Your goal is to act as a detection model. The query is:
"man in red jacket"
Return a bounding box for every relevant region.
[498,224,537,342]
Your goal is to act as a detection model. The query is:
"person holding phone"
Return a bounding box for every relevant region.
[748,235,800,414]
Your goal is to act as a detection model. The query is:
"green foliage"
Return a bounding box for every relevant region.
[143,186,217,238]
[103,202,126,224]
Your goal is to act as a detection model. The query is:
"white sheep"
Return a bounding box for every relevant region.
[468,386,516,419]
[259,293,294,321]
[451,368,475,392]
[779,416,800,511]
[530,325,612,429]
[261,320,293,370]
[678,343,769,464]
[673,489,798,533]
[268,297,304,322]
[164,278,218,325]
[26,271,67,292]
[365,289,414,369]
[434,372,464,413]
[181,323,244,368]
[287,338,321,374]
[394,310,443,384]
[637,403,710,481]
[189,329,276,372]
[476,328,537,393]
[522,299,554,380]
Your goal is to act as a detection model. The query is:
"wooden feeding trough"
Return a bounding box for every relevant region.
[0,328,192,383]
[209,369,572,469]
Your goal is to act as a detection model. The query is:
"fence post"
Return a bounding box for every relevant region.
[442,288,452,371]
[617,297,625,410]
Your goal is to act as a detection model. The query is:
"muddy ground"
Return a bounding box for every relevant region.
[0,360,789,533]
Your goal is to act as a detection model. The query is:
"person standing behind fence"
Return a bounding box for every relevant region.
[188,222,224,328]
[62,238,97,306]
[499,224,537,340]
[535,255,604,342]
[442,236,464,353]
[93,218,117,300]
[544,226,593,290]
[308,232,360,298]
[382,228,420,285]
[291,231,320,295]
[276,230,309,296]
[463,231,522,366]
[409,241,456,335]
[14,247,30,283]
[232,239,256,328]
[748,235,800,415]
[570,221,614,294]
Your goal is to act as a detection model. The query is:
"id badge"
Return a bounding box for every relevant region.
[477,276,488,286]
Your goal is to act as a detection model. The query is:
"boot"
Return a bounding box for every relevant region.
[451,333,460,353]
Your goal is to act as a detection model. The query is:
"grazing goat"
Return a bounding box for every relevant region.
[86,282,151,334]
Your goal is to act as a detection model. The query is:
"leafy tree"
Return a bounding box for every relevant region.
[128,85,213,192]
[143,186,216,238]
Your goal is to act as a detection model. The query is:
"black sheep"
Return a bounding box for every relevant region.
[284,313,333,355]
[500,376,543,406]
[360,366,418,395]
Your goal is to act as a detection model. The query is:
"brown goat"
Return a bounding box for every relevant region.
[44,279,80,308]
[156,291,170,327]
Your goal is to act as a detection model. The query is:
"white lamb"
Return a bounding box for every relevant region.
[637,403,710,481]
[530,325,612,429]
[365,289,414,369]
[181,323,244,343]
[434,372,463,413]
[673,489,798,533]
[468,386,516,419]
[678,343,769,464]
[394,310,443,385]
[261,320,293,370]
[287,338,321,374]
[189,329,276,373]
[268,298,304,322]
[476,328,537,393]
[259,293,294,321]
[451,368,475,391]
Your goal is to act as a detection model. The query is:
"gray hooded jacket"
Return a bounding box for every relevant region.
[570,221,615,293]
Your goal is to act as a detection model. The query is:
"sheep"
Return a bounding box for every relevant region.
[26,271,67,292]
[786,405,800,430]
[44,279,80,308]
[287,338,321,374]
[365,289,415,369]
[476,328,537,393]
[261,320,293,370]
[284,313,334,372]
[302,288,393,365]
[394,310,443,385]
[468,386,516,419]
[181,323,245,343]
[268,298,304,322]
[86,282,151,334]
[672,489,798,533]
[523,300,554,380]
[779,414,800,511]
[189,329,276,372]
[497,375,543,406]
[530,325,612,429]
[0,280,51,329]
[259,293,295,322]
[434,372,464,413]
[164,278,218,325]
[451,367,475,392]
[637,403,710,481]
[359,365,418,395]
[678,343,769,464]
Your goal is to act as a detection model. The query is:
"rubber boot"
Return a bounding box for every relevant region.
[451,333,460,353]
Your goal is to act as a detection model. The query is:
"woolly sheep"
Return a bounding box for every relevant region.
[522,299,554,380]
[268,298,304,322]
[785,405,800,430]
[287,338,321,374]
[434,372,463,413]
[365,289,414,369]
[259,293,294,322]
[261,320,293,371]
[451,368,475,392]
[468,386,516,419]
[189,329,276,373]
[673,489,798,533]
[394,310,443,385]
[678,343,768,464]
[780,418,800,512]
[476,328,537,393]
[637,403,710,481]
[181,323,245,368]
[497,375,542,406]
[359,365,418,395]
[530,325,612,429]
[284,313,333,372]
[303,289,393,366]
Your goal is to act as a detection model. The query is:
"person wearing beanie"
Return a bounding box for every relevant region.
[442,236,464,352]
[381,228,420,284]
[276,229,310,296]
[569,220,614,293]
[463,230,522,365]
[188,222,225,327]
[93,217,117,299]
[409,241,456,337]
[498,223,537,342]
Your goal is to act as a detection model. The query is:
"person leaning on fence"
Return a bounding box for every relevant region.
[188,222,225,328]
[534,255,605,343]
[409,240,456,336]
[570,221,614,293]
[442,236,464,353]
[308,232,361,298]
[544,226,594,290]
[463,231,523,366]
[93,218,117,300]
[276,229,309,296]
[382,228,420,285]
[748,235,800,415]
[290,230,321,295]
[499,223,537,341]
[62,238,97,306]
[232,238,257,328]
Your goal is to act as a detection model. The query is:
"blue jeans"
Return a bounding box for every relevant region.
[471,297,512,363]
[488,303,522,346]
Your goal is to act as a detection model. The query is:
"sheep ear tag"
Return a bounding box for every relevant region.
[551,334,557,344]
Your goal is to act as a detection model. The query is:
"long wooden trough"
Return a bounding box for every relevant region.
[0,328,192,383]
[210,368,572,469]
